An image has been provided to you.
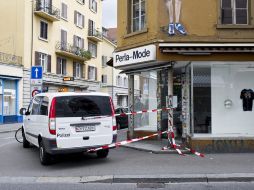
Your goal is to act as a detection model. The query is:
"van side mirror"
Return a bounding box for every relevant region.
[19,108,27,115]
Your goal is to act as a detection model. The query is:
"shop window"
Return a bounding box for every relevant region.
[131,0,146,32]
[133,71,157,130]
[221,0,248,25]
[192,63,211,134]
[40,20,48,40]
[3,80,16,116]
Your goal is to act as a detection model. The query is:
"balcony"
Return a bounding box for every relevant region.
[55,42,91,61]
[87,28,103,42]
[34,0,60,22]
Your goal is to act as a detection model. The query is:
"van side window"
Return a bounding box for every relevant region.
[40,97,49,116]
[31,97,41,115]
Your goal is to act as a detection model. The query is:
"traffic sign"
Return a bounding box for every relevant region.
[31,85,42,97]
[31,66,43,79]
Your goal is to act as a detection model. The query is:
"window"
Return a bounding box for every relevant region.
[31,97,41,115]
[132,0,146,32]
[88,66,97,80]
[74,35,84,48]
[88,42,97,57]
[57,57,67,75]
[74,11,84,28]
[61,3,68,20]
[88,19,95,35]
[89,0,97,12]
[102,56,107,67]
[116,76,122,86]
[221,0,248,24]
[102,75,107,84]
[73,62,83,78]
[77,0,85,4]
[35,52,51,73]
[39,53,48,73]
[40,96,49,116]
[55,96,113,117]
[40,21,48,40]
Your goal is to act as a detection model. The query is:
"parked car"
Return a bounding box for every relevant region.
[115,107,129,129]
[20,92,117,165]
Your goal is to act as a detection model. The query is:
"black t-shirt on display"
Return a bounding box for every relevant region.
[240,89,254,111]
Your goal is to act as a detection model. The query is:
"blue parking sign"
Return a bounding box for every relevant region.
[31,66,43,79]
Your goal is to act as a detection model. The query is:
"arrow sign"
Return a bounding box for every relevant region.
[31,66,43,79]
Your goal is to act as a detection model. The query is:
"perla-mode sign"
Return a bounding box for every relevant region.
[113,45,156,67]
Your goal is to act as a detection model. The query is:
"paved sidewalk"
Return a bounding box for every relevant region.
[117,129,187,154]
[0,123,22,133]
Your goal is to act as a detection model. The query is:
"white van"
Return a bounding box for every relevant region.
[20,92,117,165]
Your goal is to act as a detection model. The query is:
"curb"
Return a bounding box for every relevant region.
[0,174,253,184]
[0,129,18,134]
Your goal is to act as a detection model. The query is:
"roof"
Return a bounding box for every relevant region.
[106,28,117,43]
[35,92,110,98]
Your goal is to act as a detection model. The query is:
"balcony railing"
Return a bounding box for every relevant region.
[55,41,91,61]
[34,0,60,21]
[88,28,103,42]
[0,52,22,66]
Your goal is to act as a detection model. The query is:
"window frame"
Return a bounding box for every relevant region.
[75,62,81,78]
[61,2,68,20]
[131,0,146,33]
[39,53,48,73]
[88,66,96,80]
[220,0,249,25]
[88,42,97,58]
[39,20,48,40]
[89,0,98,13]
[57,57,67,76]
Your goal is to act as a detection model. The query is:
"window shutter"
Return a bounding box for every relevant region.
[64,4,67,19]
[56,57,61,74]
[35,51,40,66]
[73,62,76,77]
[82,15,85,28]
[81,38,84,49]
[73,35,76,47]
[63,59,66,75]
[81,64,84,78]
[105,75,107,83]
[74,11,77,25]
[95,67,97,81]
[47,54,51,73]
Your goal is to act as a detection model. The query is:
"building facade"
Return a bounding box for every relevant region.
[115,0,254,152]
[0,0,103,109]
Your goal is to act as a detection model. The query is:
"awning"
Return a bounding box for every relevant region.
[159,43,254,55]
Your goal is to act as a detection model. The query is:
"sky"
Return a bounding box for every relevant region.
[102,0,117,28]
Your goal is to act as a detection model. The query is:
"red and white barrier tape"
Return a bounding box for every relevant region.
[87,131,205,158]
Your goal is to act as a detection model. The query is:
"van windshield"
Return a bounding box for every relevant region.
[55,96,112,117]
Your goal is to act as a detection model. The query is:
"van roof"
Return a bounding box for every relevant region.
[35,92,110,98]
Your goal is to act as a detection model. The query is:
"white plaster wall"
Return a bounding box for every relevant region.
[211,62,254,136]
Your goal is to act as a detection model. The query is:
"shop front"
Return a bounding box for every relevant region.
[114,44,254,152]
[0,78,22,124]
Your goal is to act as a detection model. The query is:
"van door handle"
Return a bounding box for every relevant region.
[83,137,89,140]
[27,118,30,121]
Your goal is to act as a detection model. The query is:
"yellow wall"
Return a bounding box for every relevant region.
[117,0,254,52]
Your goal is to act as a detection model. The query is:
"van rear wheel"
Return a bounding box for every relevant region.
[39,141,52,165]
[96,149,109,158]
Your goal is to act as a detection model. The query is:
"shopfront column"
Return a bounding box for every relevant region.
[168,67,174,133]
[127,75,134,140]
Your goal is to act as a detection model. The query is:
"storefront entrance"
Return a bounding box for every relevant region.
[0,78,21,124]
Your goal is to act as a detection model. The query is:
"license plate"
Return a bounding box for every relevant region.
[75,125,96,132]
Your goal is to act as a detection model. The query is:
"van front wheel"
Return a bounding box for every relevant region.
[96,149,109,158]
[39,141,51,165]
